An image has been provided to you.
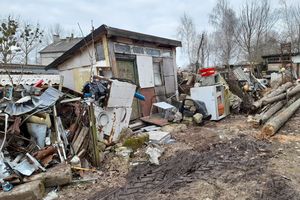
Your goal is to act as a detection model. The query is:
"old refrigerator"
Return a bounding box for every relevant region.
[191,84,226,120]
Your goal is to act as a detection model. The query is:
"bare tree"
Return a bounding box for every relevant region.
[177,13,211,70]
[46,23,65,44]
[209,0,238,67]
[280,0,300,52]
[177,13,197,64]
[235,0,277,64]
[19,22,44,64]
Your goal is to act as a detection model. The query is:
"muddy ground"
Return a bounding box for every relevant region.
[58,111,300,200]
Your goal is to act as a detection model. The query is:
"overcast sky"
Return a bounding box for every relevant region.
[0,0,293,65]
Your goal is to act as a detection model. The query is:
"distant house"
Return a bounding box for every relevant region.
[45,24,182,119]
[39,35,82,65]
[262,53,300,77]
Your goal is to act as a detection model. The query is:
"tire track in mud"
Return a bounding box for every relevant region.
[89,137,300,200]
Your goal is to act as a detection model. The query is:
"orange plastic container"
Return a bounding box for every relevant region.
[218,103,225,116]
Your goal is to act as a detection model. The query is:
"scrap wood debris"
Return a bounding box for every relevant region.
[0,75,140,196]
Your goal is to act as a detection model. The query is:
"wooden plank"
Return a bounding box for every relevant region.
[102,35,110,67]
[89,104,101,167]
[72,126,89,154]
[162,57,176,96]
[164,75,176,95]
[107,40,118,77]
[172,47,179,99]
[154,86,167,102]
[162,57,175,76]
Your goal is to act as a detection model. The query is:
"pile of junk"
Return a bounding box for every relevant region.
[0,75,138,194]
[177,67,243,123]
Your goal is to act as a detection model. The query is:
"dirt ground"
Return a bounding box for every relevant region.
[58,111,300,200]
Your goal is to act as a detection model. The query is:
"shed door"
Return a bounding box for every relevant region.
[162,57,176,96]
[116,60,141,120]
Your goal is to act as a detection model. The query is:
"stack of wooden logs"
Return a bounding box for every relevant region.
[250,82,300,138]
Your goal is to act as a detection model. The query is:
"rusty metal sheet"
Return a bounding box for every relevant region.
[140,114,169,127]
[140,87,156,117]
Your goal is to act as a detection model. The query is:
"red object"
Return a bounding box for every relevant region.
[199,68,216,77]
[33,80,44,87]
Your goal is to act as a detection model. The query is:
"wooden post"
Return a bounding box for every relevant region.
[89,103,101,167]
[107,40,118,77]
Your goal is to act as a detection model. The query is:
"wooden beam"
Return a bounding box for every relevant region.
[102,35,110,67]
[107,40,118,77]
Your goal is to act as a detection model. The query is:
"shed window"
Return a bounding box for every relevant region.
[115,43,131,53]
[161,50,172,57]
[146,48,160,57]
[132,46,144,54]
[95,43,105,61]
[153,62,163,86]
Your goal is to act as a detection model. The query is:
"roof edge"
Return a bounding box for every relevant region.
[46,24,182,69]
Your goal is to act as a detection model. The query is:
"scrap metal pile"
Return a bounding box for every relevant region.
[0,76,137,193]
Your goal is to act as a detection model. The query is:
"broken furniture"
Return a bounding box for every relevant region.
[140,102,175,126]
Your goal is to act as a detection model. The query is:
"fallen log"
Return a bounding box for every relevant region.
[258,101,285,126]
[252,82,293,111]
[261,97,300,138]
[262,84,300,106]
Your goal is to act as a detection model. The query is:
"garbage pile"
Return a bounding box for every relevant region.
[248,81,300,138]
[0,75,137,194]
[177,67,243,121]
[224,67,266,112]
[0,83,86,191]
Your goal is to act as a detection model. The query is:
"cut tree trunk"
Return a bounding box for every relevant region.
[259,101,285,125]
[261,97,300,138]
[262,84,300,106]
[252,102,285,127]
[252,82,293,111]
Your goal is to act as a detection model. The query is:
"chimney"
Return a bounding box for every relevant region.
[53,34,60,43]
